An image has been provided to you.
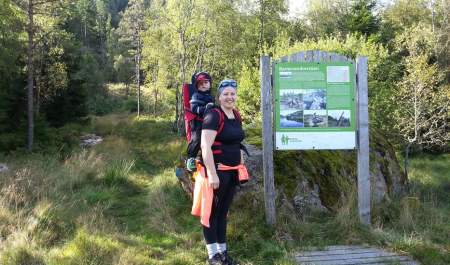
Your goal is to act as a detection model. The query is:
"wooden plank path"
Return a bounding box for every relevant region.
[295,245,419,265]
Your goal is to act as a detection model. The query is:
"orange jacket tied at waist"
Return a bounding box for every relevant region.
[191,163,249,227]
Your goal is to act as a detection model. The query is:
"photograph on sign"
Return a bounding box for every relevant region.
[304,110,327,127]
[280,89,303,110]
[303,89,326,110]
[328,110,351,127]
[280,89,304,128]
[280,110,304,128]
[327,66,350,82]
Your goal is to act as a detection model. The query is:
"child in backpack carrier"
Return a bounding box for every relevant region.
[186,72,215,171]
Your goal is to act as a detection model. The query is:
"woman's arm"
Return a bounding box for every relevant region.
[201,129,220,189]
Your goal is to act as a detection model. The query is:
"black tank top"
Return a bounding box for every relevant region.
[202,108,245,166]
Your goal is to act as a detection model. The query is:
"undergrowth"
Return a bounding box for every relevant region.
[0,114,294,264]
[0,114,448,264]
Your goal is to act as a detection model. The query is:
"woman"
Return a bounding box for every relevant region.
[200,79,245,265]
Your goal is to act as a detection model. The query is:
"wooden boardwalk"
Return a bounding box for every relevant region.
[295,245,419,265]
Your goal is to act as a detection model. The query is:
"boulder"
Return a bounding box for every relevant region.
[270,129,407,215]
[0,163,8,173]
[80,134,103,148]
[175,129,408,218]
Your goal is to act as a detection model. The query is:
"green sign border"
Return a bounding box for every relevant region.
[274,61,356,133]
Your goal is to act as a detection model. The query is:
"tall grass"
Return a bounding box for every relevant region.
[1,114,448,265]
[0,114,295,265]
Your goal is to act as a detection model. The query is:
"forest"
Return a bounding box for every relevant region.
[0,0,448,153]
[0,0,449,264]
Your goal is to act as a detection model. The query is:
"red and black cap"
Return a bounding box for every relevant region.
[195,72,211,87]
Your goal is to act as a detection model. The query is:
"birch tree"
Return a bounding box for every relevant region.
[394,54,449,175]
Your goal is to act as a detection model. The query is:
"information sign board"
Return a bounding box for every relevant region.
[274,62,356,150]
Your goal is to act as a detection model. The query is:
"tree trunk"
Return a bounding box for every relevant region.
[136,54,140,117]
[175,86,180,132]
[404,142,412,178]
[27,0,34,152]
[259,0,265,51]
[153,88,157,116]
[136,33,141,117]
[177,30,187,135]
[35,75,40,115]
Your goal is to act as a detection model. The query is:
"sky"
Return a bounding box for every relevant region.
[287,0,394,19]
[287,0,308,17]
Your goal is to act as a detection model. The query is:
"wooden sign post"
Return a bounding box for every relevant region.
[260,51,370,226]
[356,56,370,225]
[260,55,276,226]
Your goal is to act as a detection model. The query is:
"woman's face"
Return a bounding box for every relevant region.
[218,87,237,109]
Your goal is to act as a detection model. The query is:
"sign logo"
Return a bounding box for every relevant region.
[281,134,289,145]
[281,134,303,145]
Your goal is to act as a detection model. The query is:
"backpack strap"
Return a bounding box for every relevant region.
[212,108,242,136]
[233,109,242,125]
[211,108,225,135]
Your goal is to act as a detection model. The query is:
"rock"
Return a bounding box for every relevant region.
[175,166,194,199]
[370,130,408,202]
[241,144,263,188]
[0,163,8,173]
[273,129,408,213]
[80,134,103,148]
[174,144,262,199]
[293,181,329,217]
[175,129,408,216]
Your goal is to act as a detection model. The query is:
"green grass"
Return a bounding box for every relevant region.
[1,114,448,265]
[0,114,294,265]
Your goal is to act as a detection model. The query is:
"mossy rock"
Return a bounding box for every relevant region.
[176,126,407,216]
[273,128,407,212]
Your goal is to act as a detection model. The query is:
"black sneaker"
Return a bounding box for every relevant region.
[219,251,239,265]
[207,253,223,265]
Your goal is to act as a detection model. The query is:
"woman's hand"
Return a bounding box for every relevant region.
[208,174,220,189]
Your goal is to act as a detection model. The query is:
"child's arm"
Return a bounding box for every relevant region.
[190,93,207,115]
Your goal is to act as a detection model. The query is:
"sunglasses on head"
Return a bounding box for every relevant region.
[218,79,237,89]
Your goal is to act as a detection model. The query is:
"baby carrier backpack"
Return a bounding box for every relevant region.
[182,73,203,142]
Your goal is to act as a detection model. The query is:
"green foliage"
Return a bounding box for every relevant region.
[375,22,447,146]
[236,64,261,121]
[393,27,449,150]
[303,0,349,38]
[0,0,26,151]
[32,205,76,248]
[1,0,448,154]
[0,0,23,77]
[51,230,121,265]
[344,0,380,36]
[1,114,450,264]
[383,0,431,30]
[102,159,135,186]
[0,247,45,265]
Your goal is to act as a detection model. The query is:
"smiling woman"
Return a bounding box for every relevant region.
[196,79,247,265]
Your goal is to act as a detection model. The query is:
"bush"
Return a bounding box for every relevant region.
[0,246,45,265]
[102,159,135,186]
[0,132,25,153]
[49,230,121,265]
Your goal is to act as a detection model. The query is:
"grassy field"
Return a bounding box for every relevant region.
[0,114,448,264]
[0,114,294,265]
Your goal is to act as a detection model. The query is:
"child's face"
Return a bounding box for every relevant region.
[197,80,211,92]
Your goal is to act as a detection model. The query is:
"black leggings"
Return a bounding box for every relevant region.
[203,170,238,244]
[187,121,201,158]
